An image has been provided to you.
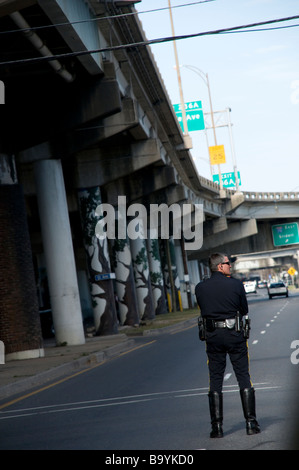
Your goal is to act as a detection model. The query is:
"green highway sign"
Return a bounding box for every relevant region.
[272,222,299,247]
[213,171,241,189]
[173,100,205,132]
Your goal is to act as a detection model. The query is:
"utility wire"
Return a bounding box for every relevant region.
[0,0,216,36]
[219,22,299,34]
[1,14,299,68]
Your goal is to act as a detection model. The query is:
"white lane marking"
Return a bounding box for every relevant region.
[224,373,232,381]
[261,330,266,334]
[252,340,258,344]
[0,383,275,420]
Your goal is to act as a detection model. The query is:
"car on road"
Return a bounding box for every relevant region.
[258,280,267,288]
[268,281,288,299]
[243,280,257,294]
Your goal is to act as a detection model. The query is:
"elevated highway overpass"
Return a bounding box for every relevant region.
[0,0,298,358]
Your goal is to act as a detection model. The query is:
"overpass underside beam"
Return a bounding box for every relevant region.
[235,258,283,271]
[191,219,258,258]
[103,166,179,206]
[75,139,162,188]
[64,97,152,156]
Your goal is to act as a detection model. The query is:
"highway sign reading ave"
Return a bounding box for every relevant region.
[173,101,205,132]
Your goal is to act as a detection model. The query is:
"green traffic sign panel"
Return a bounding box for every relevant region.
[213,171,241,188]
[173,100,205,132]
[272,222,299,246]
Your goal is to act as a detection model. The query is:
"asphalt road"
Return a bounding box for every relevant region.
[0,288,298,451]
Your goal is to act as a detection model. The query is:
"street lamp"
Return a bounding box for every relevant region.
[168,0,192,149]
[181,65,223,190]
[226,107,240,192]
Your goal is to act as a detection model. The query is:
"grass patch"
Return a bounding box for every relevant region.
[121,308,199,336]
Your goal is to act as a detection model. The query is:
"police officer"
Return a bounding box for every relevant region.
[195,252,260,438]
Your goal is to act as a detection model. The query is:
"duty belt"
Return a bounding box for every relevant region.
[214,319,237,329]
[206,317,242,331]
[201,314,251,339]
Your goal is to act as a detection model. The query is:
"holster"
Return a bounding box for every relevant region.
[235,312,241,332]
[243,316,251,339]
[198,316,207,341]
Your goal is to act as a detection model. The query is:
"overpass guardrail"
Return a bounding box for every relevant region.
[242,191,299,201]
[197,175,299,202]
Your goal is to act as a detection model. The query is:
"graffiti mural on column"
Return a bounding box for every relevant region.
[78,187,118,335]
[159,238,182,312]
[169,238,183,311]
[111,238,139,326]
[147,236,167,315]
[130,233,155,321]
[159,239,171,312]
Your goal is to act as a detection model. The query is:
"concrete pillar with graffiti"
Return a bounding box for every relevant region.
[78,186,118,335]
[169,238,183,311]
[130,220,155,321]
[111,237,139,326]
[147,235,167,315]
[159,238,182,312]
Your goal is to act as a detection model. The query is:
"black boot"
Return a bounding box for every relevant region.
[240,387,261,435]
[208,391,223,438]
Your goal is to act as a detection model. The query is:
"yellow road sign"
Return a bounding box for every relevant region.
[288,267,296,276]
[209,145,226,165]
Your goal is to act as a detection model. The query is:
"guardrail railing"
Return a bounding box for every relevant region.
[196,176,299,202]
[242,192,299,201]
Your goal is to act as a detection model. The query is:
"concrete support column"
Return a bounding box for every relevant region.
[159,238,182,312]
[187,259,201,307]
[130,226,155,321]
[34,159,85,345]
[169,238,182,311]
[111,238,139,326]
[174,242,189,309]
[147,235,167,315]
[78,186,118,335]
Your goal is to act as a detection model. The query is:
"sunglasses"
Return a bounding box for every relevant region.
[221,261,231,266]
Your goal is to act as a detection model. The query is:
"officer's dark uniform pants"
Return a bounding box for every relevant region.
[206,328,252,394]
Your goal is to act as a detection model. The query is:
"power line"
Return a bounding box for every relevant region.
[1,14,299,68]
[0,0,216,36]
[219,22,299,35]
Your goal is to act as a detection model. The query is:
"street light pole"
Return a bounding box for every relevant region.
[182,65,223,190]
[226,107,240,192]
[168,0,191,146]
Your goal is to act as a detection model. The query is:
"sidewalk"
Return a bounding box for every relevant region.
[0,317,198,401]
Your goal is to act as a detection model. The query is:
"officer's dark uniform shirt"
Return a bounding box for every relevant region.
[195,271,248,320]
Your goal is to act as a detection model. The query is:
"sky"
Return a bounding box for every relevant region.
[135,0,299,193]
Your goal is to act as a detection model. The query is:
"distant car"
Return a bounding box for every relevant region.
[268,282,288,299]
[243,280,257,294]
[258,281,267,288]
